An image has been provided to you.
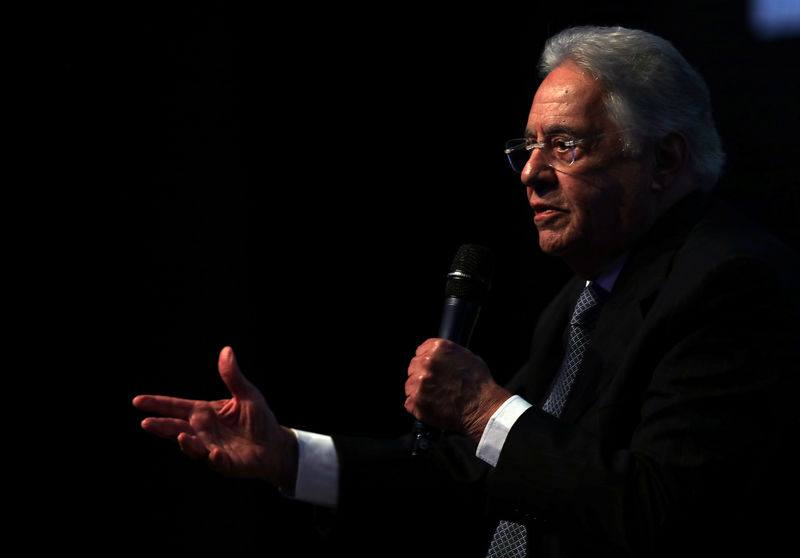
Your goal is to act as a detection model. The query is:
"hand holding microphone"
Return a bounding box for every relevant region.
[406,245,511,453]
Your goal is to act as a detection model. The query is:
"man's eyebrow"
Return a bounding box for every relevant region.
[524,124,582,139]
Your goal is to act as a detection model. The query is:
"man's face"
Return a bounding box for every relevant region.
[521,62,657,276]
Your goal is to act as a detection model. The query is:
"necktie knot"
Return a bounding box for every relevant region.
[570,282,607,326]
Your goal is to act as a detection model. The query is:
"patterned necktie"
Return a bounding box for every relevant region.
[486,282,608,557]
[542,282,608,416]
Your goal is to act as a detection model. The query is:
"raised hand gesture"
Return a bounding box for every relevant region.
[133,346,297,489]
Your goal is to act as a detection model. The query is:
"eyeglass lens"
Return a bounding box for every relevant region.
[505,139,577,173]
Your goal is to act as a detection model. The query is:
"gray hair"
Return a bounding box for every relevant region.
[538,26,725,189]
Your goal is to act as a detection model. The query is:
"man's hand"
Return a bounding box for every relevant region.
[405,338,511,442]
[133,346,298,491]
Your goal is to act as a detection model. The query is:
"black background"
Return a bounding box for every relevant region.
[45,1,798,554]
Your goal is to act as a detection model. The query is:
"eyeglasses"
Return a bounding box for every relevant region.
[504,135,588,173]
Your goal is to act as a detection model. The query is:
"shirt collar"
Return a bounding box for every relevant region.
[587,251,629,293]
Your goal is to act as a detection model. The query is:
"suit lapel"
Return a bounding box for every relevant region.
[512,276,584,405]
[557,191,712,423]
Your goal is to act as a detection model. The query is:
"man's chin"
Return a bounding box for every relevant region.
[537,231,573,257]
[537,233,601,277]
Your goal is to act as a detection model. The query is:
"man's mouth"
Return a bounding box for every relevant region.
[531,202,566,223]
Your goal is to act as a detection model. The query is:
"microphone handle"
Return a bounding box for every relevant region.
[437,296,482,347]
[412,297,482,455]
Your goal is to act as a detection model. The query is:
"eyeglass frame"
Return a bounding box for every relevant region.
[503,131,618,173]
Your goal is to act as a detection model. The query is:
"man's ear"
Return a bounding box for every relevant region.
[652,132,688,192]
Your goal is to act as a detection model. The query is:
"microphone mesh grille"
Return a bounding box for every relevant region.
[445,244,492,300]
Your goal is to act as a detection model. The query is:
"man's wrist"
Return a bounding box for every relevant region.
[465,385,513,442]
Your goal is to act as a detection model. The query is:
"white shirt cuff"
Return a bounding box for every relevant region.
[289,429,339,508]
[476,395,532,467]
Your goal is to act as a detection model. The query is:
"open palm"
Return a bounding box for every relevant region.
[133,346,297,487]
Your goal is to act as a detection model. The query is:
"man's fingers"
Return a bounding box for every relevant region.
[415,338,440,356]
[139,413,210,460]
[207,447,230,471]
[133,394,196,420]
[140,417,195,440]
[140,419,210,460]
[177,432,210,459]
[217,346,255,399]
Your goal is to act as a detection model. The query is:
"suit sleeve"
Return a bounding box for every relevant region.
[327,432,494,557]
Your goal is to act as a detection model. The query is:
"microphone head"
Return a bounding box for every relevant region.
[445,244,492,301]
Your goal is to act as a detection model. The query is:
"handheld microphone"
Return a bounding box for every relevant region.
[411,244,493,455]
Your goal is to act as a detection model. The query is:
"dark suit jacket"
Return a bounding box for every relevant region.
[328,191,800,558]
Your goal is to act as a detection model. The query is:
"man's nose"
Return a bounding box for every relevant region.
[520,148,555,185]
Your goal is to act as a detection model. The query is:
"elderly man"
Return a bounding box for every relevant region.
[134,26,799,557]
